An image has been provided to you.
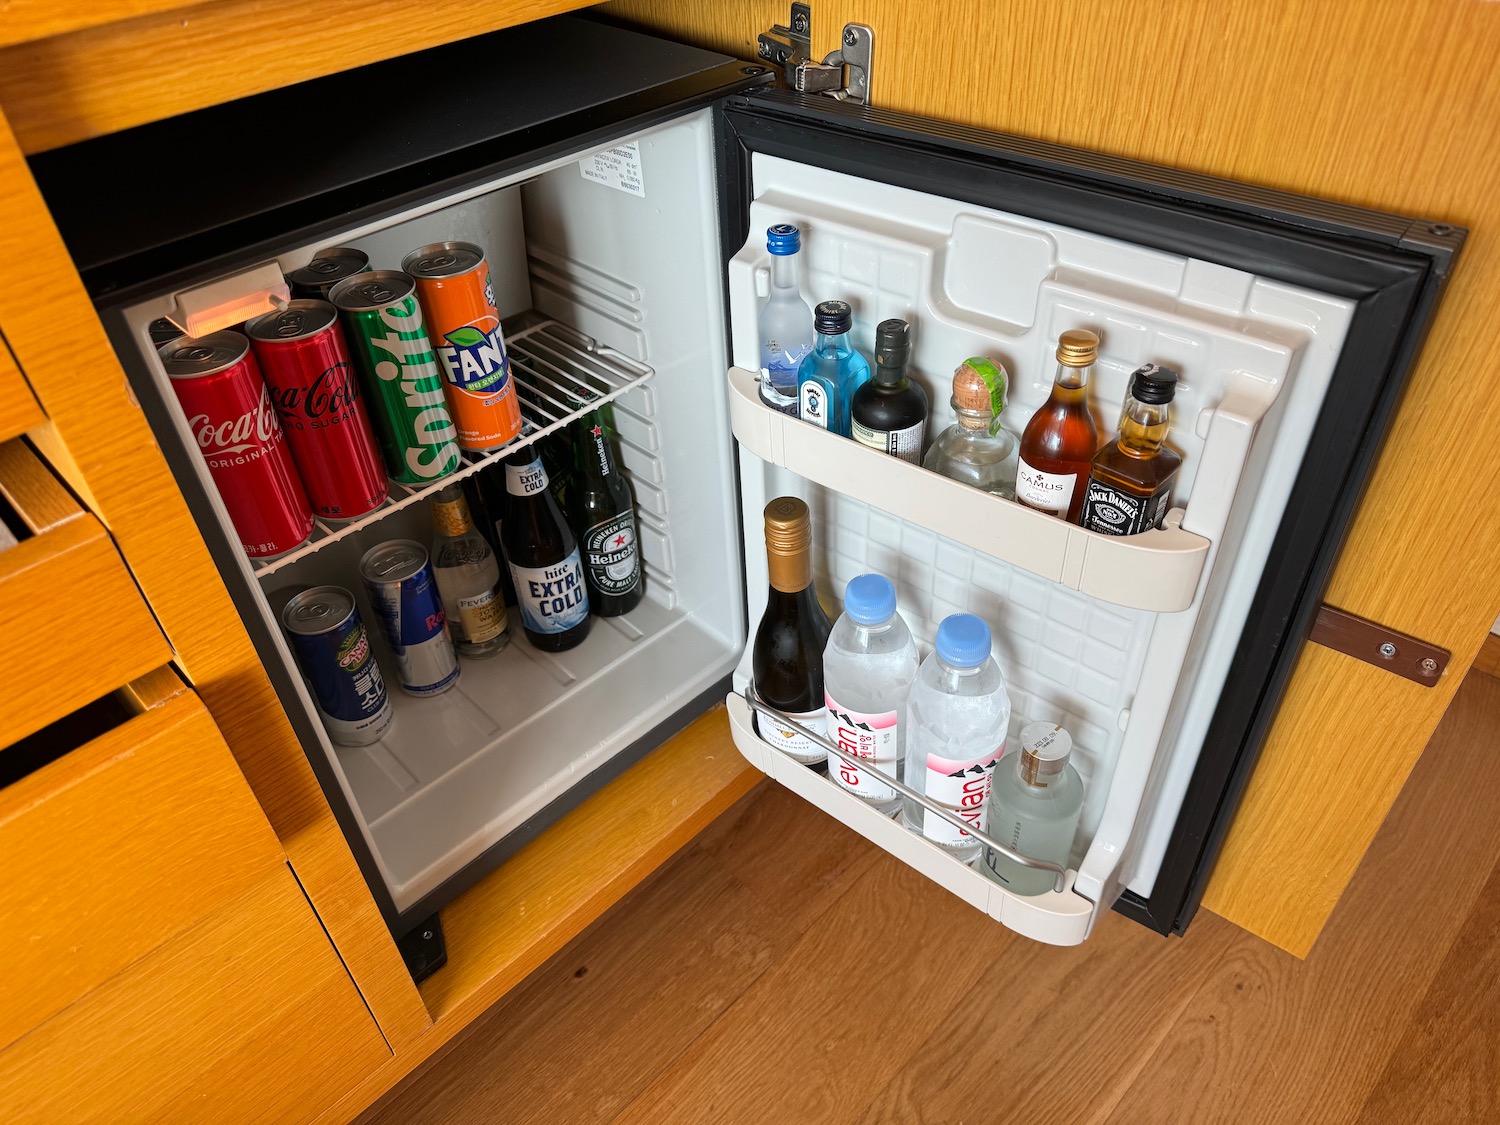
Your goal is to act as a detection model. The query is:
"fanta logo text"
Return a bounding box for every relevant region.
[437,323,510,392]
[189,385,282,455]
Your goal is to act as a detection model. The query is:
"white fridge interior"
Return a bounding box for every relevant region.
[115,104,1355,939]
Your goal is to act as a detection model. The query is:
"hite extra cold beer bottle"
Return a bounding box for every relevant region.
[497,453,591,652]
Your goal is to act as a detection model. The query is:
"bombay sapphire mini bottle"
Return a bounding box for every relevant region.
[797,300,870,438]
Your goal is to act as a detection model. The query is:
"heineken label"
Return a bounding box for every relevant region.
[582,511,640,596]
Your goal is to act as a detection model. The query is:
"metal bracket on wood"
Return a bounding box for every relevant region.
[757,3,875,105]
[1308,605,1450,686]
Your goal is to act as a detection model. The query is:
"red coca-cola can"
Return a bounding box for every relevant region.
[246,300,389,522]
[159,331,314,559]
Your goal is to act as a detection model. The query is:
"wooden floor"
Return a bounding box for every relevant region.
[361,669,1500,1125]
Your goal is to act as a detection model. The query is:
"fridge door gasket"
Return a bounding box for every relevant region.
[713,88,1463,938]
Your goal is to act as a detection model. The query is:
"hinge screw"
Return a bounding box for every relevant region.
[844,27,858,46]
[1379,642,1398,659]
[793,12,808,32]
[1419,657,1440,676]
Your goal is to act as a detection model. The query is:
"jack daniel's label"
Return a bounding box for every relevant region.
[1080,480,1171,536]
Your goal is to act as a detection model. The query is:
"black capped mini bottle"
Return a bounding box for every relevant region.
[1079,363,1182,536]
[850,318,929,463]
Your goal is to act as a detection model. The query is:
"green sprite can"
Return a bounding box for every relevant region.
[329,270,463,485]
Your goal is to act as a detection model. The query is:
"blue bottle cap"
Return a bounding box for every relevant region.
[935,613,992,668]
[766,223,801,256]
[842,573,897,626]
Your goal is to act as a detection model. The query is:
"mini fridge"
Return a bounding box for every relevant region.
[30,14,1461,950]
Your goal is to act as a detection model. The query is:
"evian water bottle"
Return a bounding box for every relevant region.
[902,614,1010,864]
[159,330,313,559]
[823,573,918,815]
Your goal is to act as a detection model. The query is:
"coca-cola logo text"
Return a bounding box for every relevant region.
[189,384,283,456]
[268,363,360,421]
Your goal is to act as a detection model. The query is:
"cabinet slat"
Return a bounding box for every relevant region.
[0,334,43,445]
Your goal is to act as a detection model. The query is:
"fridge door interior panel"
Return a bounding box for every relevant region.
[97,104,748,928]
[716,89,1461,938]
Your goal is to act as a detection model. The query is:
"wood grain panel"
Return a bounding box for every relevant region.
[1104,672,1500,1123]
[606,0,1500,954]
[0,333,43,444]
[0,107,430,1044]
[322,708,760,1125]
[0,437,81,532]
[0,665,285,1051]
[1471,632,1500,680]
[0,0,598,153]
[0,867,391,1125]
[0,512,169,748]
[0,0,197,50]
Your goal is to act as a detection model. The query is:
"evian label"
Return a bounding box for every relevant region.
[189,382,286,469]
[364,297,462,480]
[1016,459,1076,517]
[921,743,1004,847]
[825,697,900,801]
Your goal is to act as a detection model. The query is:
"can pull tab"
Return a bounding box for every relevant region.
[166,262,291,338]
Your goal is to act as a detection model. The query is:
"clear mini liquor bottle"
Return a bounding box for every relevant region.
[1079,363,1183,536]
[797,301,870,438]
[1016,329,1102,522]
[758,224,815,416]
[923,357,1018,499]
[430,482,510,658]
[979,721,1084,896]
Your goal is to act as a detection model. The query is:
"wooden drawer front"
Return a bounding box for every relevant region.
[0,439,170,746]
[0,867,391,1124]
[0,332,43,445]
[0,667,286,1050]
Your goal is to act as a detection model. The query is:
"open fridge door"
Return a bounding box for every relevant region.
[711,90,1461,944]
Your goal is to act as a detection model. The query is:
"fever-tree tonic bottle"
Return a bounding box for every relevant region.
[569,402,644,616]
[429,482,510,658]
[1079,363,1182,536]
[752,497,833,768]
[499,452,591,652]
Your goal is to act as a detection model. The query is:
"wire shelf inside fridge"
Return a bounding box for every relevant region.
[252,318,653,579]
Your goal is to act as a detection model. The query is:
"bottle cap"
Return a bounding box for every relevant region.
[842,573,897,626]
[763,496,813,594]
[934,613,991,669]
[1129,362,1178,404]
[874,319,911,368]
[1019,721,1073,786]
[766,223,801,256]
[814,300,853,336]
[1056,329,1100,367]
[952,357,1008,434]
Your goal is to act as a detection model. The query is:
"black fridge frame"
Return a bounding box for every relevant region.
[715,89,1462,937]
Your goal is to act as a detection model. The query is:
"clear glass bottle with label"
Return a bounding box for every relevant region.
[850,319,928,463]
[902,613,1011,864]
[1079,363,1182,537]
[923,357,1018,499]
[758,224,815,416]
[499,452,591,653]
[797,300,870,438]
[430,482,510,658]
[1016,329,1101,522]
[822,573,919,815]
[979,721,1084,896]
[752,497,833,768]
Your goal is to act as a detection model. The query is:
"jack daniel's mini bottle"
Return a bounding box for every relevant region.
[1079,363,1182,536]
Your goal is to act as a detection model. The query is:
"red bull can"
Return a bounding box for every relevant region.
[359,540,460,697]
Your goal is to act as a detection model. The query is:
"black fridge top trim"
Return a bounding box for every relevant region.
[30,15,770,302]
[716,91,1463,940]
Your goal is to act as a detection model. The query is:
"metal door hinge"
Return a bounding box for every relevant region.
[758,3,874,105]
[1308,605,1450,686]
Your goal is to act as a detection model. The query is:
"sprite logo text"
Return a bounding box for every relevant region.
[366,299,462,479]
[436,322,511,394]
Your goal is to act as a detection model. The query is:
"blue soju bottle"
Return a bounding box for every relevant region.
[797,301,871,438]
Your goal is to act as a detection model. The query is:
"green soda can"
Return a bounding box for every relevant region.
[329,270,463,485]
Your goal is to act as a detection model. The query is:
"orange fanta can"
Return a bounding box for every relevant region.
[402,241,524,451]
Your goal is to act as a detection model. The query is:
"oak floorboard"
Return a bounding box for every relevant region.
[1356,859,1500,1123]
[1102,671,1500,1125]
